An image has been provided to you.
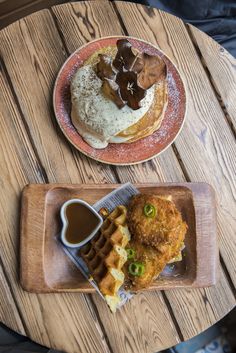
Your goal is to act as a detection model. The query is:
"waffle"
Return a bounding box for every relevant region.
[80,205,130,312]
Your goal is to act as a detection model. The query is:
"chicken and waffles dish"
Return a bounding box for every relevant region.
[80,193,187,312]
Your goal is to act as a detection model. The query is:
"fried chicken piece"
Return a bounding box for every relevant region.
[124,194,187,290]
[128,194,187,252]
[123,241,165,290]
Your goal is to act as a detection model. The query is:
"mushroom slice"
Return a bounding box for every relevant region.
[138,53,166,89]
[102,78,126,109]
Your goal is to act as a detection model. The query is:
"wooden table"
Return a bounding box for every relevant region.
[0,2,235,353]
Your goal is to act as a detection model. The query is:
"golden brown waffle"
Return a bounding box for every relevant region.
[80,205,130,312]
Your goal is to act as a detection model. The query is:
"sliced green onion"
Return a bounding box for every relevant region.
[128,262,145,276]
[126,248,135,260]
[143,204,156,218]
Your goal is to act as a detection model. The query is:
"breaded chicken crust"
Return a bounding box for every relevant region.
[128,194,187,252]
[125,194,187,290]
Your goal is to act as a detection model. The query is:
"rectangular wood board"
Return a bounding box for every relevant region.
[20,183,218,293]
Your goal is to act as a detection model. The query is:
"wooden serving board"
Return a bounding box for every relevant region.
[20,183,218,293]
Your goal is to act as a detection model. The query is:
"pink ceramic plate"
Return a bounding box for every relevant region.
[53,36,186,165]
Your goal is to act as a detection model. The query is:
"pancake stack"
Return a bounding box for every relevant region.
[71,39,168,148]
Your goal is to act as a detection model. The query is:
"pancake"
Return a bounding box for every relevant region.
[71,45,168,148]
[112,80,167,143]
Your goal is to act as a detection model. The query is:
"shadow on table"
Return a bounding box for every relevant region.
[0,323,64,353]
[129,0,236,58]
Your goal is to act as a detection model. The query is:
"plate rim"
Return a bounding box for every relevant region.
[53,35,188,166]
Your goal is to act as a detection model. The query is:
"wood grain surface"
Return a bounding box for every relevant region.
[0,0,65,30]
[188,24,236,130]
[0,2,235,353]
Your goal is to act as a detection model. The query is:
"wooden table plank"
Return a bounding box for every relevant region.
[91,291,180,353]
[160,270,235,338]
[51,1,122,52]
[188,24,236,131]
[0,65,111,353]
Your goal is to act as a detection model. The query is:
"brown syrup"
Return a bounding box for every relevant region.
[65,203,99,244]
